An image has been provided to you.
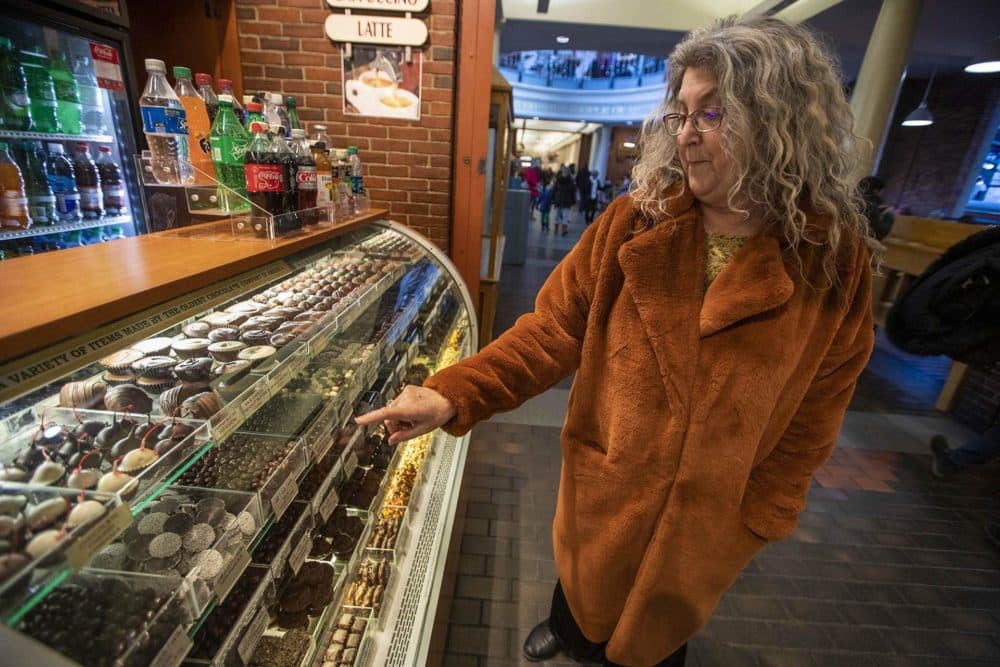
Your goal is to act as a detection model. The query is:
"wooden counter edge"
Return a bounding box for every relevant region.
[0,209,389,365]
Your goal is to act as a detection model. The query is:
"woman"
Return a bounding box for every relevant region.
[525,158,542,215]
[359,15,876,666]
[552,166,577,236]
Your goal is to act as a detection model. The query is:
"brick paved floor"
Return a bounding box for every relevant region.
[441,217,1000,666]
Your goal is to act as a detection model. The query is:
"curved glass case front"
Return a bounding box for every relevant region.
[0,220,476,667]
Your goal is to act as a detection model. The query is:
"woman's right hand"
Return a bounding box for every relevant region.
[355,385,457,444]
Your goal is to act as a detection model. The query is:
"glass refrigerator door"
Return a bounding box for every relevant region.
[0,12,142,258]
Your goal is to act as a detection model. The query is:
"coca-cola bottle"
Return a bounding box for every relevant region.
[243,125,283,238]
[72,142,103,220]
[269,123,299,231]
[95,146,127,217]
[290,129,317,225]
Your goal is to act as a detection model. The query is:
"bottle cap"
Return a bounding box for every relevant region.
[285,95,296,107]
[313,141,327,150]
[348,146,358,154]
[219,78,233,88]
[144,58,166,72]
[269,124,284,133]
[313,124,327,132]
[270,93,283,104]
[173,66,192,79]
[218,94,234,105]
[48,143,64,153]
[75,142,88,151]
[247,101,262,113]
[194,72,213,86]
[98,146,111,153]
[0,142,7,152]
[291,129,306,138]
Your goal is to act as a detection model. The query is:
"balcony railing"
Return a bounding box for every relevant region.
[499,50,667,90]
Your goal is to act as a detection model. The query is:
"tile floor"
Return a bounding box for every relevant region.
[442,216,1000,666]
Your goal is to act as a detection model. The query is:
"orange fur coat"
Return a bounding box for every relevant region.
[424,190,874,665]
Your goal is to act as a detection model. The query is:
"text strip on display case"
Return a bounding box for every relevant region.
[0,217,477,667]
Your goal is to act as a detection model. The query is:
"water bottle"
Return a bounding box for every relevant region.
[45,143,81,222]
[346,145,366,212]
[24,142,56,225]
[73,52,106,135]
[139,58,191,185]
[269,93,290,137]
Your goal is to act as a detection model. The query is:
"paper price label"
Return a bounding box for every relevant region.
[214,549,250,602]
[237,608,269,664]
[289,532,310,574]
[241,380,271,417]
[310,331,329,355]
[319,487,340,521]
[149,625,192,667]
[269,363,294,392]
[210,405,243,442]
[344,451,359,478]
[66,502,132,570]
[271,476,298,518]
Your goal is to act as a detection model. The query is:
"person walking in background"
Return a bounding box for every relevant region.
[537,182,554,233]
[553,166,577,237]
[859,176,895,241]
[585,170,601,224]
[930,420,1000,478]
[524,158,542,216]
[359,15,876,666]
[576,167,593,225]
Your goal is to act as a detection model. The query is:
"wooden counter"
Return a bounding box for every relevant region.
[0,210,388,364]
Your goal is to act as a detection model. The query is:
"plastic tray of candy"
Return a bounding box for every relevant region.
[306,502,370,571]
[89,485,263,607]
[175,433,307,524]
[0,408,211,509]
[266,558,345,647]
[365,503,410,564]
[251,499,315,584]
[12,568,200,667]
[0,483,132,611]
[237,385,327,448]
[316,607,372,667]
[340,556,394,626]
[184,564,276,666]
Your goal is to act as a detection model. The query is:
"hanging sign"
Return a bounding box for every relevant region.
[326,0,429,10]
[324,13,428,46]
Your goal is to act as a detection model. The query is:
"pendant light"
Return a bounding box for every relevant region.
[965,37,1000,73]
[902,70,935,127]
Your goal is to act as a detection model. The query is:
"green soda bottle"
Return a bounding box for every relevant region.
[21,50,60,134]
[210,94,251,212]
[50,52,82,135]
[0,38,32,131]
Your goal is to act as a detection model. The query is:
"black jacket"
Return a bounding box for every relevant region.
[553,174,577,208]
[886,224,1000,365]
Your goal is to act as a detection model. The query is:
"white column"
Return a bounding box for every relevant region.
[849,0,922,179]
[594,125,613,182]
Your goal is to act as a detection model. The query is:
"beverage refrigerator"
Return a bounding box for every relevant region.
[0,0,145,258]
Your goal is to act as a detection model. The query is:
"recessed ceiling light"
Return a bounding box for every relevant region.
[556,35,570,44]
[627,121,634,126]
[623,141,636,149]
[532,116,540,120]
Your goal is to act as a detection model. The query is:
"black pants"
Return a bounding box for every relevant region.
[549,581,687,666]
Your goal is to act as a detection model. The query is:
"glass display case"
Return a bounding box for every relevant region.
[0,220,476,666]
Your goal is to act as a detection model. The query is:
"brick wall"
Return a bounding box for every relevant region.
[235,0,457,250]
[878,73,1000,218]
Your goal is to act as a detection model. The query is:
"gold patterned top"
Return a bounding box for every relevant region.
[705,233,748,288]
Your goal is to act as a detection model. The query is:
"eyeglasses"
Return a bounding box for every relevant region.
[660,107,724,136]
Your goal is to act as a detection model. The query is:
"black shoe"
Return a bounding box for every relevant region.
[523,619,561,662]
[986,522,1000,550]
[930,435,960,478]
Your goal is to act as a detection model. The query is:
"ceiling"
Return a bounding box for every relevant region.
[514,119,605,156]
[498,0,1000,81]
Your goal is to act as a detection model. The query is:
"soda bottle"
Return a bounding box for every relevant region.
[271,94,291,137]
[140,59,191,185]
[173,66,215,183]
[245,101,266,134]
[210,94,251,212]
[290,129,317,224]
[73,52,105,135]
[310,124,330,148]
[21,51,60,134]
[195,73,218,125]
[72,142,103,220]
[218,79,244,124]
[96,146,127,217]
[244,125,283,237]
[46,143,80,222]
[285,95,302,132]
[312,140,332,210]
[270,123,298,228]
[50,52,82,136]
[0,143,30,229]
[0,38,32,131]
[259,92,279,132]
[24,142,56,226]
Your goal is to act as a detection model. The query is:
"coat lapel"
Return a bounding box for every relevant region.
[617,199,703,406]
[699,232,794,337]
